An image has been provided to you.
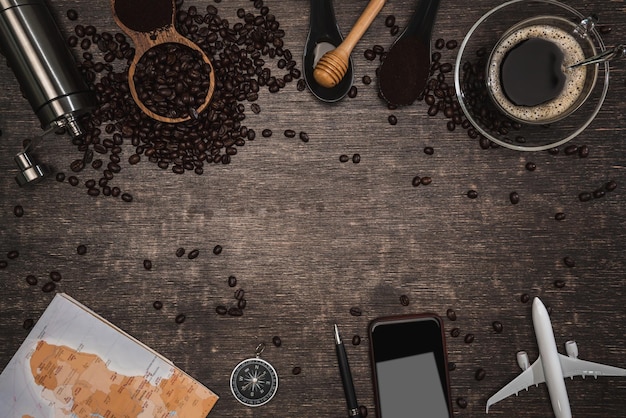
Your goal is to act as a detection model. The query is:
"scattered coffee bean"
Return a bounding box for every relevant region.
[359,405,368,417]
[388,114,397,125]
[237,298,247,309]
[424,146,434,155]
[578,192,592,202]
[448,362,456,371]
[384,15,395,27]
[563,256,575,268]
[390,25,399,36]
[23,318,35,330]
[352,154,360,164]
[143,259,152,270]
[467,190,478,199]
[446,308,457,321]
[509,191,520,205]
[7,250,19,260]
[605,180,617,192]
[284,129,296,138]
[475,368,486,381]
[420,176,432,186]
[66,9,78,20]
[26,275,38,286]
[215,305,228,315]
[77,244,87,255]
[228,275,237,287]
[348,85,358,98]
[593,189,605,199]
[121,193,133,202]
[42,281,56,293]
[554,279,565,288]
[399,294,410,306]
[578,145,589,158]
[349,307,362,316]
[554,212,566,221]
[213,245,223,255]
[187,249,200,259]
[251,103,261,114]
[525,162,537,171]
[352,335,361,345]
[564,144,578,155]
[56,172,66,182]
[362,75,372,85]
[464,333,474,343]
[13,205,24,217]
[299,131,310,143]
[175,247,185,257]
[456,397,468,409]
[521,293,530,303]
[175,313,186,324]
[234,288,245,300]
[412,176,421,187]
[339,154,349,163]
[68,176,79,186]
[445,40,458,49]
[435,38,445,49]
[153,300,163,310]
[492,321,503,333]
[50,271,62,282]
[450,328,460,338]
[0,261,7,269]
[272,336,282,347]
[228,307,243,317]
[292,366,302,375]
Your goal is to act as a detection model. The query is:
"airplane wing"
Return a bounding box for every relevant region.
[486,356,546,413]
[559,354,626,379]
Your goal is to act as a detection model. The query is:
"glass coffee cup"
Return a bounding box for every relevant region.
[454,0,610,151]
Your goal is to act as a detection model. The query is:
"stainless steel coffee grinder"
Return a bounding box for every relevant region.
[0,0,95,185]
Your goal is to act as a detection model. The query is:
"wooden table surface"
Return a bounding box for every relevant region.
[1,0,625,416]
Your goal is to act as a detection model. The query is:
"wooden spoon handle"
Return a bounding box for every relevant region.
[338,0,387,55]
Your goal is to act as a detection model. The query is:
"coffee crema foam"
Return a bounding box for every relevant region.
[488,24,587,123]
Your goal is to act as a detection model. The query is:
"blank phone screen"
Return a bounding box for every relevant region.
[376,352,449,417]
[371,317,450,418]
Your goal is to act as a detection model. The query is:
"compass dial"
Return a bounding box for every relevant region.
[230,357,278,407]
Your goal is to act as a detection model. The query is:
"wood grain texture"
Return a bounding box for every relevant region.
[1,0,625,417]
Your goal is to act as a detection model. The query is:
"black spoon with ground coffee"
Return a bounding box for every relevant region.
[379,0,440,106]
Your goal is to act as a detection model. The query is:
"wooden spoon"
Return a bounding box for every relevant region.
[313,0,387,88]
[110,0,215,124]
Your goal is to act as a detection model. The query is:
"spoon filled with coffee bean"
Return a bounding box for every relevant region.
[313,0,387,88]
[110,0,215,124]
[378,0,440,106]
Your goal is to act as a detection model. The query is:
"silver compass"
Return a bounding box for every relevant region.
[230,343,279,407]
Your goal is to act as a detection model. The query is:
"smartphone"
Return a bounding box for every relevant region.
[368,314,453,418]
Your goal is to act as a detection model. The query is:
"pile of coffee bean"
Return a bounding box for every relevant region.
[578,180,617,202]
[61,0,302,198]
[215,275,246,317]
[133,43,212,120]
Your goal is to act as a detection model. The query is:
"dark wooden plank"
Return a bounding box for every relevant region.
[0,0,625,417]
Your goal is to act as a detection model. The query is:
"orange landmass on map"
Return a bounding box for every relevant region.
[29,340,217,417]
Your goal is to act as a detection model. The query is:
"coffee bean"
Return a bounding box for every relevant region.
[435,38,445,49]
[23,318,35,330]
[228,275,237,287]
[349,307,362,316]
[492,320,504,333]
[13,205,24,217]
[0,261,7,269]
[292,366,302,375]
[388,114,397,125]
[390,25,399,36]
[578,192,592,202]
[362,75,372,85]
[352,335,361,345]
[175,313,186,324]
[554,279,566,288]
[448,362,456,371]
[525,162,537,171]
[605,180,617,192]
[175,247,185,257]
[284,129,296,138]
[299,131,309,143]
[234,288,245,300]
[228,307,243,317]
[412,176,421,187]
[521,293,530,303]
[359,405,368,417]
[348,85,357,98]
[364,49,376,61]
[67,9,78,20]
[272,336,282,347]
[237,298,247,309]
[384,15,395,27]
[464,333,474,343]
[399,295,410,306]
[593,189,605,199]
[352,154,360,164]
[188,249,200,259]
[555,212,566,221]
[475,368,486,381]
[56,172,66,182]
[564,144,578,155]
[509,191,520,205]
[456,397,468,409]
[7,250,19,260]
[121,193,133,202]
[446,309,457,321]
[420,176,432,186]
[578,145,589,158]
[424,146,434,155]
[77,244,87,255]
[563,256,575,267]
[50,271,62,282]
[339,154,349,163]
[42,281,56,293]
[216,305,228,315]
[450,328,460,338]
[213,245,222,255]
[467,190,478,199]
[143,259,152,270]
[445,40,458,49]
[26,275,38,286]
[153,300,163,310]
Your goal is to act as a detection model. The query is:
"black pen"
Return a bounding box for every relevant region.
[334,324,361,417]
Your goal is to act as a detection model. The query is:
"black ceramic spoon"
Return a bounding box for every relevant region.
[303,0,354,103]
[378,0,440,106]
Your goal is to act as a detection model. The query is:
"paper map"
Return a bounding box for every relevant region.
[0,293,218,418]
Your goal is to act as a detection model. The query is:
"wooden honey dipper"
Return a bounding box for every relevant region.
[110,0,215,124]
[313,0,387,88]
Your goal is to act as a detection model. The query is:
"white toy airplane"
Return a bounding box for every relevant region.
[486,297,626,418]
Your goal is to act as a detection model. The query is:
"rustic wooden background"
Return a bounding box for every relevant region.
[1,0,625,417]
